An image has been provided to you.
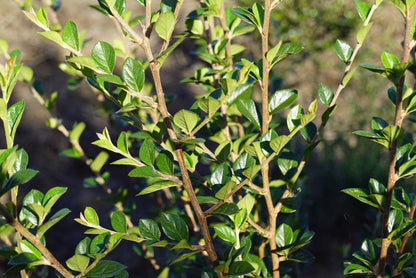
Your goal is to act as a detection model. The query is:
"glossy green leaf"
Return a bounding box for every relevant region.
[317,83,334,106]
[122,57,144,92]
[139,219,160,241]
[287,105,304,132]
[85,260,126,277]
[111,211,127,233]
[8,252,39,265]
[251,3,264,27]
[228,261,255,276]
[7,100,25,141]
[232,7,258,27]
[268,89,298,114]
[2,169,38,195]
[356,0,371,21]
[210,163,230,186]
[211,202,240,215]
[91,41,116,73]
[37,208,70,237]
[160,213,189,241]
[20,239,41,258]
[66,254,90,273]
[139,140,156,166]
[387,209,403,234]
[237,99,261,129]
[173,109,200,134]
[342,188,379,209]
[381,52,400,69]
[76,237,91,255]
[233,153,255,180]
[62,20,79,51]
[214,224,236,243]
[155,12,175,41]
[116,132,129,154]
[335,40,353,63]
[276,223,294,247]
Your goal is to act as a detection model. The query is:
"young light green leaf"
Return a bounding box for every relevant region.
[156,151,174,175]
[381,52,400,69]
[66,254,90,273]
[90,151,109,173]
[137,181,177,195]
[62,20,79,51]
[270,135,291,154]
[357,23,373,44]
[155,12,175,41]
[91,41,116,73]
[69,122,86,142]
[36,7,49,28]
[7,100,25,141]
[173,109,200,134]
[129,166,159,178]
[0,38,8,55]
[42,186,67,212]
[84,207,100,226]
[122,57,144,92]
[335,40,353,63]
[160,213,189,241]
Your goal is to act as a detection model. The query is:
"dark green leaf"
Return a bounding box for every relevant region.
[228,261,255,276]
[85,260,126,277]
[268,89,298,114]
[9,252,39,265]
[287,105,304,132]
[75,237,91,255]
[90,233,110,254]
[276,223,294,247]
[139,219,160,241]
[156,151,174,175]
[2,169,38,195]
[237,99,261,129]
[160,213,189,241]
[210,202,240,215]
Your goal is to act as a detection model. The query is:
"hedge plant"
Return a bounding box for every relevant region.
[0,0,415,277]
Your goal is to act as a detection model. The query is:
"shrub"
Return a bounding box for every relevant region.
[0,0,415,277]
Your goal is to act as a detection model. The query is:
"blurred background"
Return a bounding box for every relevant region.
[0,0,412,277]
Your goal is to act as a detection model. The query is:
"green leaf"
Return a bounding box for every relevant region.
[66,254,90,273]
[215,181,236,200]
[170,250,201,265]
[381,52,400,69]
[139,219,160,241]
[268,89,298,114]
[62,20,79,51]
[342,67,358,86]
[273,42,304,64]
[84,207,100,226]
[129,166,160,178]
[116,132,129,154]
[237,193,255,215]
[213,224,236,243]
[287,105,304,132]
[344,263,372,274]
[7,100,25,141]
[90,151,109,173]
[276,223,294,247]
[356,0,371,21]
[317,83,334,106]
[37,208,70,237]
[69,122,86,142]
[237,99,261,129]
[137,180,177,195]
[90,233,110,254]
[335,40,353,63]
[210,163,230,186]
[85,260,126,278]
[270,135,291,155]
[122,57,144,92]
[357,23,373,44]
[232,7,258,27]
[139,140,156,166]
[155,12,175,41]
[2,169,38,195]
[96,74,124,86]
[9,252,39,265]
[20,240,41,258]
[156,151,174,175]
[173,109,200,134]
[111,211,127,233]
[228,261,255,276]
[242,165,261,179]
[0,38,8,55]
[36,7,49,28]
[342,188,380,209]
[67,56,98,71]
[76,237,91,255]
[161,213,189,241]
[91,41,116,73]
[39,31,64,45]
[388,209,403,234]
[251,3,264,27]
[211,202,240,215]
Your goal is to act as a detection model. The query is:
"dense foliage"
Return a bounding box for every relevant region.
[0,0,416,277]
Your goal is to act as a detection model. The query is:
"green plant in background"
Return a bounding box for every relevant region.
[342,0,416,277]
[0,0,411,277]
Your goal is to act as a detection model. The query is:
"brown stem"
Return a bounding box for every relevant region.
[0,204,74,278]
[377,5,416,277]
